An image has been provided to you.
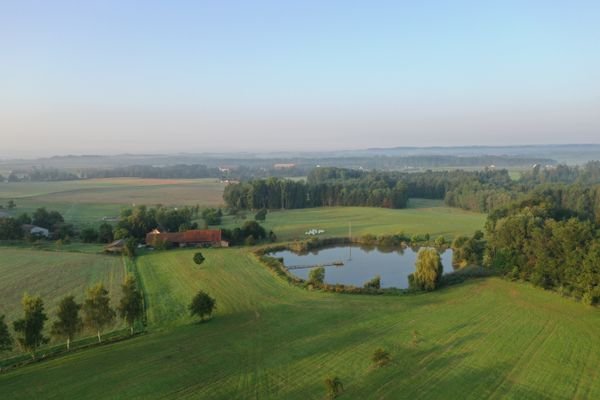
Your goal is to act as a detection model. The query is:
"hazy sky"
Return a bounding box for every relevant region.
[1,1,600,157]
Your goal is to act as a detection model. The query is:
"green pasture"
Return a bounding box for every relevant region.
[1,247,598,399]
[0,248,127,351]
[222,199,487,241]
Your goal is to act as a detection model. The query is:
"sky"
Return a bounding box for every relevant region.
[1,0,599,157]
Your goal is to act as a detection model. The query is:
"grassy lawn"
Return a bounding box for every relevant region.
[0,248,127,351]
[1,247,598,399]
[221,199,487,241]
[0,178,226,226]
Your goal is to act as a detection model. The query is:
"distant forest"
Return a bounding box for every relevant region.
[1,154,553,182]
[223,162,600,214]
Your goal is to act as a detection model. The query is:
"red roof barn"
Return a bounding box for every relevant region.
[146,229,227,248]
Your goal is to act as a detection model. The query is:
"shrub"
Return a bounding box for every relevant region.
[324,376,344,399]
[363,275,381,289]
[308,267,325,286]
[254,208,267,221]
[372,348,391,368]
[193,252,205,265]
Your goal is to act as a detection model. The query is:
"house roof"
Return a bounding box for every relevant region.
[146,229,222,244]
[106,239,125,248]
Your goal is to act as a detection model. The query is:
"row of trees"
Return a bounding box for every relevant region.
[115,205,198,240]
[224,167,518,212]
[224,176,410,210]
[0,278,143,359]
[0,208,72,240]
[0,207,118,243]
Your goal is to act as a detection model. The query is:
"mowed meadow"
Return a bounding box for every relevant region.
[221,199,487,241]
[1,247,599,399]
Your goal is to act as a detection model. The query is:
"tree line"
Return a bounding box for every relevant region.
[0,277,143,360]
[223,167,515,211]
[224,175,410,210]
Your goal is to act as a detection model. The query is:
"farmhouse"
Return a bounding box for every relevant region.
[146,229,228,248]
[22,224,50,238]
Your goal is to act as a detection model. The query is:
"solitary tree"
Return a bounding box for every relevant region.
[51,295,83,350]
[13,294,48,359]
[193,252,205,265]
[0,314,12,352]
[413,248,443,290]
[7,200,16,209]
[83,284,116,343]
[118,276,144,335]
[308,267,325,286]
[324,376,344,399]
[189,290,216,322]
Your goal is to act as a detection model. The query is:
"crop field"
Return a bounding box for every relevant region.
[0,178,226,226]
[0,248,127,349]
[222,199,487,241]
[1,247,599,399]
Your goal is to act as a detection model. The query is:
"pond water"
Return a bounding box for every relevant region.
[270,246,453,289]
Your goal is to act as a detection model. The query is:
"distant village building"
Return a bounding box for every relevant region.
[273,163,296,170]
[146,229,228,248]
[0,211,11,219]
[22,224,50,238]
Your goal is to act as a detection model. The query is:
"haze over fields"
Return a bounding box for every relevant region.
[2,1,600,157]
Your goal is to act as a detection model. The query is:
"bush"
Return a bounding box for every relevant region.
[193,252,205,265]
[372,348,391,368]
[308,267,325,286]
[324,377,344,399]
[363,275,381,289]
[254,208,267,221]
[80,227,98,243]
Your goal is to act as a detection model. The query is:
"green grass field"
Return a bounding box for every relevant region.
[0,178,226,226]
[221,199,487,241]
[1,247,598,399]
[0,248,127,351]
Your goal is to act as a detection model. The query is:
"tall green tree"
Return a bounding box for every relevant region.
[413,248,443,291]
[51,295,83,350]
[83,284,116,343]
[118,276,144,335]
[189,290,216,322]
[13,295,49,359]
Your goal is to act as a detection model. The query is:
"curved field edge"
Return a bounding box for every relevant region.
[1,248,599,399]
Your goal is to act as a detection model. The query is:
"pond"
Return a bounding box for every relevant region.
[270,245,453,289]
